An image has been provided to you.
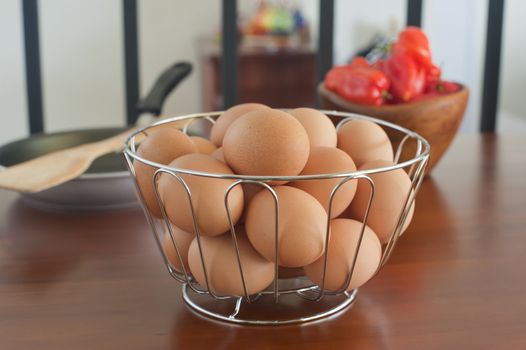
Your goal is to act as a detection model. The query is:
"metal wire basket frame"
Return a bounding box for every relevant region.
[123,110,430,326]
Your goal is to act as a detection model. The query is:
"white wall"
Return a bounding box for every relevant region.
[0,0,28,144]
[138,1,220,116]
[423,0,487,132]
[499,0,526,127]
[0,0,525,145]
[40,0,125,131]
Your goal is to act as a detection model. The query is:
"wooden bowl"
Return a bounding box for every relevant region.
[318,83,469,175]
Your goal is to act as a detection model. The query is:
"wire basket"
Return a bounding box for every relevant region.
[123,110,430,326]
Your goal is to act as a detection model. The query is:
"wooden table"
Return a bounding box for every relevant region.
[1,135,525,349]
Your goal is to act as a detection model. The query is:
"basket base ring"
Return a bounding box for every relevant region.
[182,283,358,326]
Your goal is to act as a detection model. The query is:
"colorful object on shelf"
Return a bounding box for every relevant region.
[244,2,306,37]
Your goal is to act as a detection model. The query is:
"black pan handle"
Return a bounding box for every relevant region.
[136,62,192,116]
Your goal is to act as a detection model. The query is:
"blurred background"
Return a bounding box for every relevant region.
[1,0,525,145]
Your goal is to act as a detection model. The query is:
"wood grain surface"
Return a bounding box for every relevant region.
[1,134,525,350]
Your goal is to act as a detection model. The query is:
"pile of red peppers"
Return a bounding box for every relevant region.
[325,27,460,106]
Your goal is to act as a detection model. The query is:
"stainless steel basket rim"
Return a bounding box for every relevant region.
[123,110,431,181]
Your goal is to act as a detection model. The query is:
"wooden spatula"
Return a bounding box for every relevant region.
[0,129,137,193]
[0,117,194,194]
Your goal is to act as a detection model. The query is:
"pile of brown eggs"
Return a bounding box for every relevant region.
[133,104,414,297]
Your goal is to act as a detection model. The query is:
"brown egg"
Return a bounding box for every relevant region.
[346,160,415,243]
[288,108,337,148]
[210,103,270,146]
[162,225,194,273]
[337,119,394,167]
[190,136,217,154]
[245,186,327,267]
[133,128,197,217]
[158,154,244,236]
[304,218,382,291]
[187,227,275,296]
[223,109,310,180]
[211,147,225,163]
[239,183,263,224]
[290,147,357,218]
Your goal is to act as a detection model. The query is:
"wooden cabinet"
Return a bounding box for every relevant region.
[200,43,316,110]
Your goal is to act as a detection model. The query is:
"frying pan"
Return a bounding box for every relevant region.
[0,62,192,211]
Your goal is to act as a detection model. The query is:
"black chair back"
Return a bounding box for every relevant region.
[20,0,505,133]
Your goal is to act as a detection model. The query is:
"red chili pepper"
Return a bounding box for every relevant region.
[413,80,460,102]
[394,26,433,70]
[383,51,418,103]
[426,63,442,84]
[372,58,385,71]
[349,56,369,69]
[425,80,460,94]
[414,67,426,97]
[324,66,390,106]
[324,66,348,91]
